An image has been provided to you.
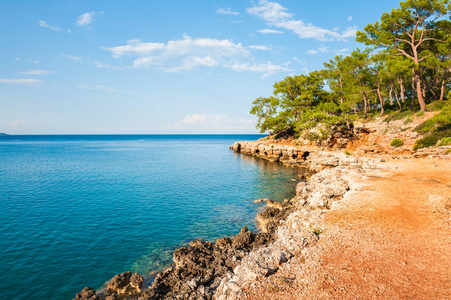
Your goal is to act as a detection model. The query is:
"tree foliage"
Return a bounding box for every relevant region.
[250,0,451,142]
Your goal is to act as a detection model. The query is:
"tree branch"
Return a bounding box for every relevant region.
[394,37,413,46]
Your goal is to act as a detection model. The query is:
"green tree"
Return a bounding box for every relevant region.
[356,0,451,111]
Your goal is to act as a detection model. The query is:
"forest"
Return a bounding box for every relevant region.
[251,0,451,149]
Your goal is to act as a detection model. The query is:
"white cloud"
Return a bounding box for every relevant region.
[257,29,283,34]
[94,61,125,70]
[103,34,291,76]
[308,45,350,55]
[341,26,358,38]
[334,48,350,54]
[248,45,271,51]
[224,61,290,74]
[76,12,101,26]
[19,69,55,75]
[78,84,128,93]
[62,54,82,61]
[247,0,354,41]
[39,20,61,32]
[347,16,353,21]
[105,39,165,58]
[292,57,306,64]
[0,79,43,85]
[15,58,20,61]
[216,8,239,15]
[5,120,31,127]
[169,113,256,133]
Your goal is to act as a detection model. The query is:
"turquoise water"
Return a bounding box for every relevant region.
[0,135,299,299]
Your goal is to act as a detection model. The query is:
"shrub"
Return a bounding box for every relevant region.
[391,138,404,147]
[414,101,451,150]
[439,137,451,146]
[413,125,451,150]
[446,149,451,155]
[345,150,352,155]
[384,110,415,123]
[426,100,447,111]
[312,227,323,236]
[404,116,413,123]
[417,110,425,117]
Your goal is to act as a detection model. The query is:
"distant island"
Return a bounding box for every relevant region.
[0,133,8,136]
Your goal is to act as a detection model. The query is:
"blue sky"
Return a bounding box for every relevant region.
[0,0,401,134]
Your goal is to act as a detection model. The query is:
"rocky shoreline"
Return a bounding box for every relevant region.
[74,142,387,300]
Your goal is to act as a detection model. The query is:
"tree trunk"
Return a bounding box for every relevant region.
[339,77,344,104]
[399,78,405,102]
[394,88,402,110]
[410,75,416,111]
[363,93,368,119]
[389,85,394,105]
[425,80,437,100]
[377,80,385,117]
[440,78,446,101]
[411,45,426,111]
[416,72,426,111]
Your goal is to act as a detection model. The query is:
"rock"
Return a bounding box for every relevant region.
[107,271,143,296]
[73,287,102,300]
[230,141,310,166]
[232,226,255,249]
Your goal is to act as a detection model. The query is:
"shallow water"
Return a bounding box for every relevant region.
[0,135,299,299]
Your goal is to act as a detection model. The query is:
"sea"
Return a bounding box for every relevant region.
[0,135,300,299]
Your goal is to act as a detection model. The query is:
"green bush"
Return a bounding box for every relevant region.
[390,138,404,147]
[414,101,451,150]
[384,110,415,123]
[414,125,451,150]
[312,227,323,236]
[345,150,352,155]
[416,110,425,116]
[426,100,447,112]
[404,116,413,123]
[439,137,451,146]
[446,149,451,155]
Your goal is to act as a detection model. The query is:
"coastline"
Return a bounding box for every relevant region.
[74,141,451,300]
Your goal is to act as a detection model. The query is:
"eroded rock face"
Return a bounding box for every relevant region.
[230,141,310,166]
[136,225,278,300]
[107,271,144,296]
[73,287,102,300]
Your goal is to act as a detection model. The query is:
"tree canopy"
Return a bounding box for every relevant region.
[250,0,451,142]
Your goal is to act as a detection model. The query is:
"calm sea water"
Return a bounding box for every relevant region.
[0,135,299,299]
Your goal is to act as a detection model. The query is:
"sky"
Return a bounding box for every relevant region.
[0,0,401,134]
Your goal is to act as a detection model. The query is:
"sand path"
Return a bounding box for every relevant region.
[244,159,451,299]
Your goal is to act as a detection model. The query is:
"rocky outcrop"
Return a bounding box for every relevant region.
[73,272,144,300]
[74,226,278,300]
[214,151,387,299]
[73,287,102,300]
[136,225,280,300]
[413,145,451,158]
[230,141,310,166]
